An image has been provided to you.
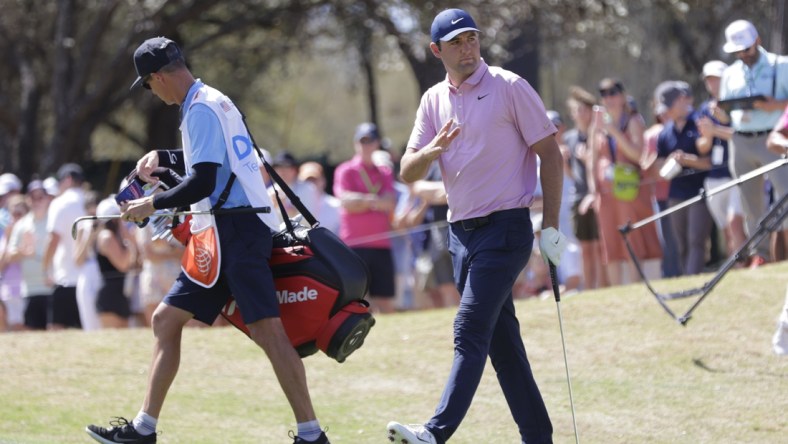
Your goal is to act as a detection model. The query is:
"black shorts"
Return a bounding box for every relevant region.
[572,203,600,242]
[96,277,131,318]
[49,285,82,328]
[352,247,395,298]
[24,294,50,330]
[163,212,278,325]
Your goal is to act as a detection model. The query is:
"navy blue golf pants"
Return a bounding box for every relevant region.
[426,208,553,444]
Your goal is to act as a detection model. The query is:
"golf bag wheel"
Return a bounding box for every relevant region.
[317,301,376,363]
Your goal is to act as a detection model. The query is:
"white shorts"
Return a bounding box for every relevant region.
[2,297,25,326]
[705,177,743,230]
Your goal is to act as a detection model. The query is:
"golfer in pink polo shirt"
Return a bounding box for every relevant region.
[387,8,567,444]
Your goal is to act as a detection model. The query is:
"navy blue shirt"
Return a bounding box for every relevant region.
[657,110,708,200]
[698,100,731,179]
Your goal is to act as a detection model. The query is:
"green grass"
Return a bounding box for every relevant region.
[1,262,786,443]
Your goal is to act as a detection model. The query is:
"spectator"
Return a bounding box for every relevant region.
[268,151,320,226]
[333,122,398,314]
[6,180,54,330]
[696,60,748,261]
[0,173,22,232]
[655,81,713,276]
[766,102,788,261]
[564,86,609,289]
[0,194,30,331]
[718,19,788,267]
[387,8,567,443]
[297,161,341,234]
[136,214,184,327]
[588,78,662,285]
[42,163,87,330]
[73,190,102,331]
[642,107,682,278]
[94,197,136,328]
[410,161,460,308]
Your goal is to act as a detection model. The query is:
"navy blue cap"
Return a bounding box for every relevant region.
[354,122,380,142]
[130,37,183,90]
[431,9,480,43]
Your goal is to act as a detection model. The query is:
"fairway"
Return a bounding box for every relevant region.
[1,262,786,443]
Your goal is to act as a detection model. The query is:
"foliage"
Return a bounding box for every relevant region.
[0,0,780,187]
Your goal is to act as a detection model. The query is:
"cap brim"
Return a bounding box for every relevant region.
[130,76,144,90]
[439,27,481,42]
[723,42,749,53]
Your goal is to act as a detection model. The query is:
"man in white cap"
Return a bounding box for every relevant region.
[696,61,748,261]
[718,19,788,267]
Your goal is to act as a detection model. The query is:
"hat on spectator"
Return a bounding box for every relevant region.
[723,20,758,53]
[272,151,298,168]
[371,150,393,169]
[26,180,45,193]
[57,163,84,182]
[130,37,184,90]
[42,177,59,196]
[0,173,22,196]
[546,110,563,127]
[354,122,380,142]
[431,8,480,43]
[298,161,325,182]
[96,196,121,218]
[702,60,728,79]
[654,81,691,114]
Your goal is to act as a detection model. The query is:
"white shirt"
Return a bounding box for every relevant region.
[46,187,85,286]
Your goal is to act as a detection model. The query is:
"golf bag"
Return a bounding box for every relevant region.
[221,224,374,362]
[218,157,374,363]
[137,162,374,363]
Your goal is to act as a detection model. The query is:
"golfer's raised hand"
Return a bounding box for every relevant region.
[423,119,461,160]
[135,151,160,184]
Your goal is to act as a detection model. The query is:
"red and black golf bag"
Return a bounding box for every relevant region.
[146,153,374,363]
[221,223,374,363]
[218,157,374,363]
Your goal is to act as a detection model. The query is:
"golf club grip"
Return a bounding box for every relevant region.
[549,263,560,302]
[212,206,271,215]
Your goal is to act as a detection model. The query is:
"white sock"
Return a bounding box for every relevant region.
[296,419,322,441]
[132,411,157,436]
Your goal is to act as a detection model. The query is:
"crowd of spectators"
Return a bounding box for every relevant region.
[0,18,786,355]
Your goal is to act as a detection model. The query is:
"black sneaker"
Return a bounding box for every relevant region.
[291,431,330,444]
[86,417,157,443]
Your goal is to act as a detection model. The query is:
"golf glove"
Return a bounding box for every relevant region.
[539,227,568,266]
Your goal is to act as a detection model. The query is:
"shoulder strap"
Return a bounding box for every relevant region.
[238,111,319,228]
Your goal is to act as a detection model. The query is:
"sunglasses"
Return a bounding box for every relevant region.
[358,137,378,144]
[599,87,621,98]
[142,74,153,90]
[733,45,756,57]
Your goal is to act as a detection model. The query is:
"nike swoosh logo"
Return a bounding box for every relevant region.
[112,432,142,443]
[553,238,560,245]
[477,94,489,100]
[451,18,464,25]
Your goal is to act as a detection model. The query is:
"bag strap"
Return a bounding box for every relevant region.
[211,174,236,211]
[238,111,319,228]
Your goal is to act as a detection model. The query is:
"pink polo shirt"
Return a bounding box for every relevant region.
[407,60,555,222]
[333,155,395,248]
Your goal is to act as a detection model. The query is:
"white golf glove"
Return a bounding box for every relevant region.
[539,227,568,266]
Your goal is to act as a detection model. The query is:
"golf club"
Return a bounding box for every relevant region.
[70,206,271,240]
[550,263,579,444]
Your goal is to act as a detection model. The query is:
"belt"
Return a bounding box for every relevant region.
[456,215,490,231]
[735,130,771,137]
